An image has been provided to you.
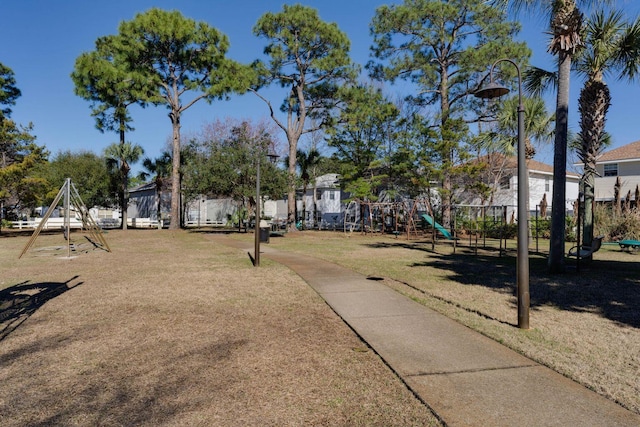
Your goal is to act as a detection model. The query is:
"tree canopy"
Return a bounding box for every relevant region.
[369,0,530,228]
[182,119,287,213]
[91,8,255,228]
[35,150,112,210]
[0,63,48,223]
[0,63,21,120]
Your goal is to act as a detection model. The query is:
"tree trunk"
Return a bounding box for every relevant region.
[548,52,571,274]
[121,165,130,230]
[286,134,298,233]
[313,181,318,229]
[582,173,594,248]
[442,173,452,229]
[169,112,181,230]
[156,182,162,229]
[301,183,308,230]
[119,128,128,230]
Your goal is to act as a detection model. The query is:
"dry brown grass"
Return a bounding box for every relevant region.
[0,229,439,426]
[262,230,640,415]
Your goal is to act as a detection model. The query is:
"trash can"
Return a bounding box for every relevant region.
[259,227,270,243]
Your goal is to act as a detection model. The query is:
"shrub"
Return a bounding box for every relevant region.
[594,204,640,241]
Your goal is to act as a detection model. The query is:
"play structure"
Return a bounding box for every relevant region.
[420,214,453,240]
[342,198,527,255]
[19,178,111,258]
[343,198,455,241]
[617,239,640,252]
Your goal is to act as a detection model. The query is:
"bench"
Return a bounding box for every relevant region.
[567,236,604,258]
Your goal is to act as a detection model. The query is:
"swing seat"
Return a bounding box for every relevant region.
[567,236,603,258]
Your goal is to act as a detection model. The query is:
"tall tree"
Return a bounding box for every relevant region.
[370,0,530,229]
[0,120,47,225]
[326,83,400,201]
[0,63,21,120]
[0,65,47,227]
[574,10,640,248]
[105,8,254,229]
[72,36,154,230]
[492,0,609,272]
[104,141,144,229]
[252,4,358,232]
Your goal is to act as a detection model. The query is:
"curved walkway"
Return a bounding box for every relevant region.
[212,235,640,427]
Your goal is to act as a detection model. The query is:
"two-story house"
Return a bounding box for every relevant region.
[458,154,580,219]
[592,140,640,202]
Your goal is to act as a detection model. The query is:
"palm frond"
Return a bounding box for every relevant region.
[522,66,556,97]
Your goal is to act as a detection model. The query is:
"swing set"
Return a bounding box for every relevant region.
[19,178,111,259]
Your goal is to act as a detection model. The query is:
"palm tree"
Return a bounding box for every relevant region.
[493,96,555,159]
[105,141,144,230]
[494,0,606,273]
[476,95,554,216]
[523,8,640,249]
[296,148,321,229]
[139,151,172,229]
[574,10,640,248]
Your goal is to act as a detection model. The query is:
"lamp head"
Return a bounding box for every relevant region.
[266,152,280,163]
[474,81,510,99]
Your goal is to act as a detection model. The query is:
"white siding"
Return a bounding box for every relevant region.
[595,175,640,201]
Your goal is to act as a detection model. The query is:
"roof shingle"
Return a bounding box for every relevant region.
[597,140,640,162]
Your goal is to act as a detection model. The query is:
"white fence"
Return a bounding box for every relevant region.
[9,217,231,230]
[10,218,84,230]
[183,219,226,227]
[127,218,159,228]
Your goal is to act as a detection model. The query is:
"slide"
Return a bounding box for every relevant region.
[420,214,454,240]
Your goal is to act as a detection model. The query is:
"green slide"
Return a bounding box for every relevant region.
[420,214,453,240]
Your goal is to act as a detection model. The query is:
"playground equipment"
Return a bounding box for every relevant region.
[568,236,604,259]
[19,178,111,259]
[420,214,453,240]
[618,239,640,252]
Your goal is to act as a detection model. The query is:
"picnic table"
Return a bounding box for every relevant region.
[618,239,640,252]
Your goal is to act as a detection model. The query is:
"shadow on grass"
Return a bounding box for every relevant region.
[0,276,82,341]
[365,241,640,329]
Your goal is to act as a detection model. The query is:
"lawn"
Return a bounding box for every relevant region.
[0,229,439,426]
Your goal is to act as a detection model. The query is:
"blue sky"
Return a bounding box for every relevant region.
[2,0,640,175]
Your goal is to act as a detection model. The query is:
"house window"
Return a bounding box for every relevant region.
[545,177,550,192]
[499,177,510,189]
[329,191,335,200]
[604,163,618,177]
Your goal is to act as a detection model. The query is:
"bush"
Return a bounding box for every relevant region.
[531,217,551,239]
[594,204,640,241]
[458,218,517,239]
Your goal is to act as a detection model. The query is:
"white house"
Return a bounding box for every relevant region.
[590,139,640,202]
[459,154,580,219]
[296,173,345,229]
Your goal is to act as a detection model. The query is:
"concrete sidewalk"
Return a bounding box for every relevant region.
[212,235,640,427]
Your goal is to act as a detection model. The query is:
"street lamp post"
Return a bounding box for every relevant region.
[254,151,279,267]
[475,58,530,329]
